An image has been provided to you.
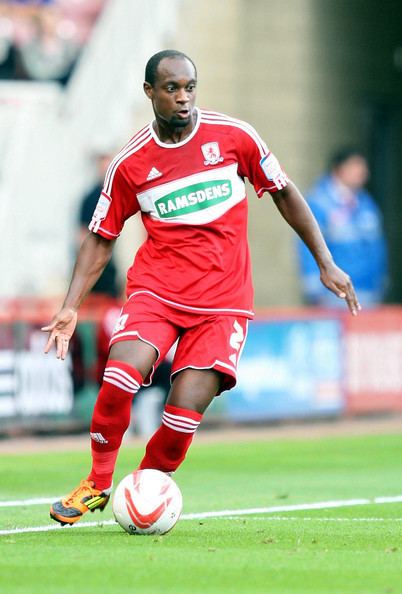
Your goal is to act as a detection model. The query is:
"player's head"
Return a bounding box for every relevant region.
[144,50,197,129]
[329,147,369,189]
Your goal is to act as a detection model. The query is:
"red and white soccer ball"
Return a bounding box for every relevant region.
[112,469,183,535]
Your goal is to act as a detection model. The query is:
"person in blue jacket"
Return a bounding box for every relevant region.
[297,147,388,307]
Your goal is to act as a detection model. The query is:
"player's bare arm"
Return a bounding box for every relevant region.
[272,180,361,316]
[42,232,115,359]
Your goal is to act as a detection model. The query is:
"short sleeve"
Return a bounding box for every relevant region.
[234,123,288,196]
[89,163,140,239]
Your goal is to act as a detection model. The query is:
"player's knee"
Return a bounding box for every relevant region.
[108,339,157,379]
[168,368,221,413]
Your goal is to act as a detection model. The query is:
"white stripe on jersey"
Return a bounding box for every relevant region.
[200,110,269,158]
[90,129,153,233]
[201,108,268,143]
[201,117,268,158]
[103,127,152,196]
[103,125,149,192]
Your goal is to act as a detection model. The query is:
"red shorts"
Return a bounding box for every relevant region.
[109,293,248,394]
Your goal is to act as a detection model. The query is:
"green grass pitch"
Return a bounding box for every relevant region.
[1,432,402,593]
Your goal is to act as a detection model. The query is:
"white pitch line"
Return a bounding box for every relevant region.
[181,499,370,520]
[2,493,402,510]
[0,519,117,535]
[0,497,63,508]
[211,516,402,522]
[375,495,402,504]
[1,494,402,536]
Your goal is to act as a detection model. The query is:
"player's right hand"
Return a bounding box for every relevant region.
[319,263,361,316]
[41,307,78,360]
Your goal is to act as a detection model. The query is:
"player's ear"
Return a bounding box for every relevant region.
[143,82,153,100]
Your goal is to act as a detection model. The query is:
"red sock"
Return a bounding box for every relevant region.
[138,404,202,473]
[88,360,142,490]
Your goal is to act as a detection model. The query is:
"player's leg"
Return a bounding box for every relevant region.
[50,338,158,525]
[86,339,157,488]
[50,296,179,525]
[138,368,220,472]
[139,315,248,473]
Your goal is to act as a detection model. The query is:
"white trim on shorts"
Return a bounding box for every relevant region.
[171,360,237,380]
[110,330,160,356]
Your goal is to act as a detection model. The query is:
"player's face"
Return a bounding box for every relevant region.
[144,57,197,129]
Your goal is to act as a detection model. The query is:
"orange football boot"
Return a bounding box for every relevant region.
[50,479,111,525]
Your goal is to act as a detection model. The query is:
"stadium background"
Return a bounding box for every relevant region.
[0,0,402,432]
[1,3,402,593]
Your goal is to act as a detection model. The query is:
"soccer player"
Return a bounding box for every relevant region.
[43,50,360,525]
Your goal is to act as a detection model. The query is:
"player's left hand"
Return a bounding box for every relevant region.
[319,263,361,316]
[41,307,78,360]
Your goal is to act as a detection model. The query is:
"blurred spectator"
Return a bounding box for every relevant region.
[297,147,388,308]
[78,151,120,299]
[0,15,18,78]
[0,0,105,82]
[18,10,80,84]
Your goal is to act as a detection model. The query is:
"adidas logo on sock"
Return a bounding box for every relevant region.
[90,432,109,444]
[146,167,162,181]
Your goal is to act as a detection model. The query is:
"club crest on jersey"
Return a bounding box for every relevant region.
[201,142,224,166]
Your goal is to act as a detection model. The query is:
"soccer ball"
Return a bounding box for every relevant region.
[112,469,183,535]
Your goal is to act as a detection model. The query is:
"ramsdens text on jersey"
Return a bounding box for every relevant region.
[155,180,232,218]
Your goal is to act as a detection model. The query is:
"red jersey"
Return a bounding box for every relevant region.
[89,109,288,318]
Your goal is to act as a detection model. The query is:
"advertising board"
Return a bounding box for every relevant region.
[228,318,344,421]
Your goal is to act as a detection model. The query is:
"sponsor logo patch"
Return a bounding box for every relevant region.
[260,152,287,189]
[154,179,232,219]
[93,193,111,221]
